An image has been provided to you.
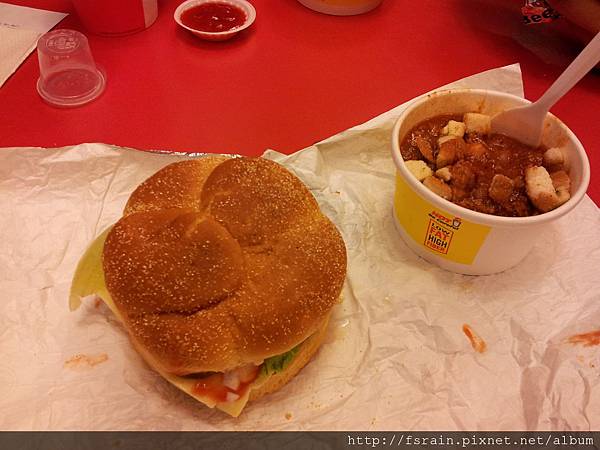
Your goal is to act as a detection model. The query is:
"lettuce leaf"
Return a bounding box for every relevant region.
[262,344,301,376]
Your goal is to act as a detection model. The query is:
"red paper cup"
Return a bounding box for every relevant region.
[71,0,158,36]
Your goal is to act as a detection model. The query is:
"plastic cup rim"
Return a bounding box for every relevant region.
[36,65,106,108]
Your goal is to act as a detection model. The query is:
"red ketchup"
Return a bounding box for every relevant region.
[180,2,247,33]
[193,365,259,403]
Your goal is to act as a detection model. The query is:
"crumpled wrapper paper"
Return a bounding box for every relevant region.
[1,64,599,431]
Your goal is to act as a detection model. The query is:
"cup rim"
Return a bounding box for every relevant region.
[174,0,256,37]
[36,65,106,108]
[391,88,591,227]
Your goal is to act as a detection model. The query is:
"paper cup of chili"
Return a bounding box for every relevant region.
[391,89,590,275]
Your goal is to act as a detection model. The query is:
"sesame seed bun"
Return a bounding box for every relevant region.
[123,156,229,216]
[102,157,346,375]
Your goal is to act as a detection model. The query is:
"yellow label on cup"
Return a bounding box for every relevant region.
[394,173,490,265]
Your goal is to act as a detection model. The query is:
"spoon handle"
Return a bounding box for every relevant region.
[536,31,600,112]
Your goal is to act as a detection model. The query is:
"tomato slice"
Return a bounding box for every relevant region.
[193,373,229,403]
[192,365,261,404]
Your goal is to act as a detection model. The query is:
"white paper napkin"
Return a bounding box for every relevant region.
[0,3,67,88]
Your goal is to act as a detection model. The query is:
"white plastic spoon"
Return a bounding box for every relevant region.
[491,31,600,147]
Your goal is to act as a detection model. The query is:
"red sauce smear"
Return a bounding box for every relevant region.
[64,353,109,369]
[568,330,600,347]
[193,365,259,403]
[181,2,246,33]
[462,324,487,353]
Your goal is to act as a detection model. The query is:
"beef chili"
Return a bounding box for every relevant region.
[399,113,571,217]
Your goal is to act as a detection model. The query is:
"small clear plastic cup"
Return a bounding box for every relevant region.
[36,29,106,107]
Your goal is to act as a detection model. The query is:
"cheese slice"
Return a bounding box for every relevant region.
[69,228,271,417]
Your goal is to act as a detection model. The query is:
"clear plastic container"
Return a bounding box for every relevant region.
[297,0,383,15]
[36,29,106,108]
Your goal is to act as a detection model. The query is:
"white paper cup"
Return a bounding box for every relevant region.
[174,0,256,41]
[391,89,590,275]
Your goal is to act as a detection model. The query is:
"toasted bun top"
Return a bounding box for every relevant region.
[102,157,346,375]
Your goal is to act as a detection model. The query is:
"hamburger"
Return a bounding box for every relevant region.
[69,156,347,417]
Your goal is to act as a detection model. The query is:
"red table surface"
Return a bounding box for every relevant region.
[1,0,599,204]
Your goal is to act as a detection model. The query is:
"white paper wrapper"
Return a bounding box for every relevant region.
[1,64,599,431]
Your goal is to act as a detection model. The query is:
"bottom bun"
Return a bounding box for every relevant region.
[249,313,331,402]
